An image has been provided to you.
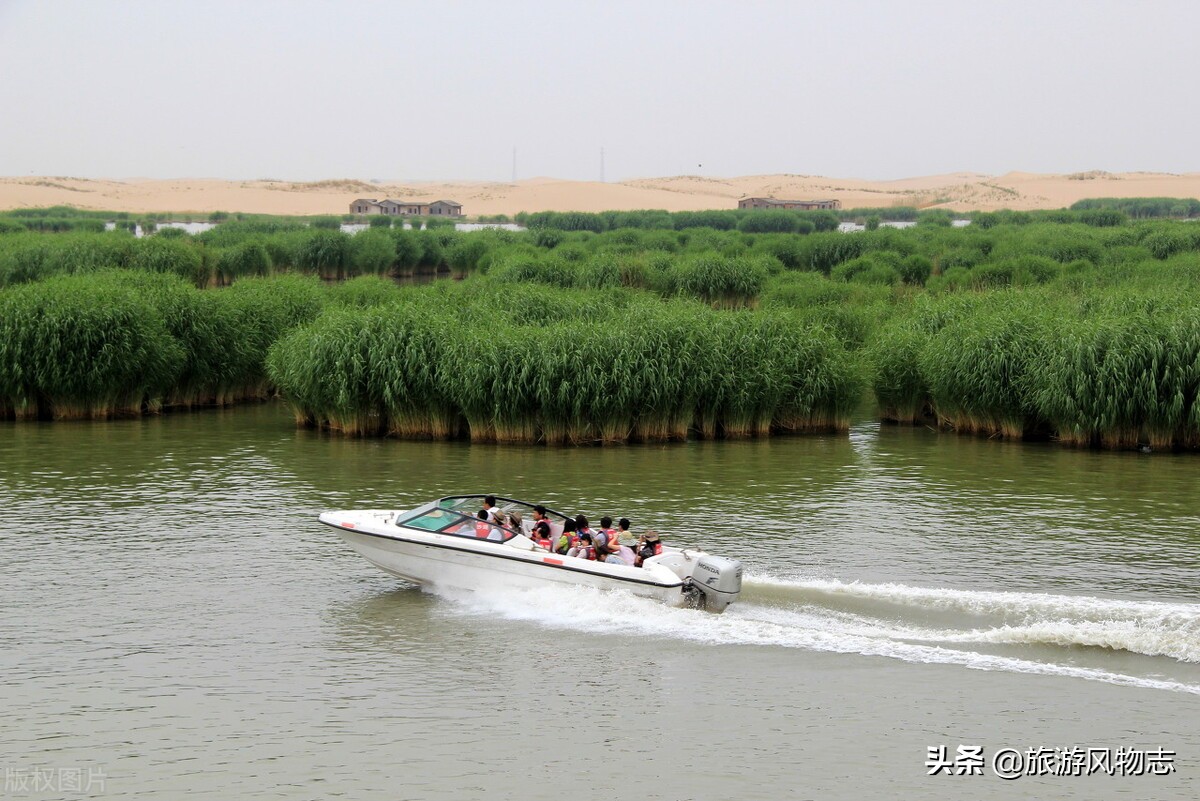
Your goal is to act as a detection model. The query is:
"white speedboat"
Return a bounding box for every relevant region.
[320,494,743,612]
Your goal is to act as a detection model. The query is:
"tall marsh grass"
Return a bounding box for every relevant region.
[869,288,1200,449]
[0,271,326,420]
[0,273,182,419]
[5,209,1200,451]
[266,296,863,444]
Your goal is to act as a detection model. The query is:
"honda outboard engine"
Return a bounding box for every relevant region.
[686,555,743,612]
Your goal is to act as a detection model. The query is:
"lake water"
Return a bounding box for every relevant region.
[104,220,975,237]
[104,222,525,237]
[2,404,1197,799]
[838,220,972,232]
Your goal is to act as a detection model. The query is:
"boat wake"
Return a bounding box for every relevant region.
[435,574,1200,695]
[744,576,1200,663]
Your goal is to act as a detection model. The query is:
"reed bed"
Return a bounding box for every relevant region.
[266,299,863,444]
[1031,302,1200,449]
[326,275,407,308]
[660,253,772,308]
[114,271,251,408]
[0,271,326,420]
[0,273,182,420]
[5,209,1200,452]
[214,241,272,286]
[869,288,1200,449]
[867,318,932,424]
[487,247,771,307]
[918,303,1050,439]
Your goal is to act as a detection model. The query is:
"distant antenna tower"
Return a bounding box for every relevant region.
[600,147,606,183]
[512,147,517,184]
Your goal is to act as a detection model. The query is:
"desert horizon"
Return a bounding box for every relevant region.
[3,169,1199,218]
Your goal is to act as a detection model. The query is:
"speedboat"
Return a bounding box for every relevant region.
[320,494,744,612]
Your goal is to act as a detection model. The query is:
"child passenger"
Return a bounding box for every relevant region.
[568,532,595,560]
[474,509,492,538]
[532,520,553,550]
[475,509,503,541]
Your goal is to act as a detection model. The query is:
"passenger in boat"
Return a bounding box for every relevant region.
[593,536,611,561]
[474,509,493,538]
[579,515,608,557]
[618,519,640,559]
[592,515,622,563]
[506,510,524,535]
[597,516,616,541]
[555,519,579,555]
[576,532,596,560]
[575,514,594,539]
[530,506,555,539]
[616,518,634,546]
[635,530,663,567]
[607,536,637,566]
[567,530,596,560]
[475,509,504,541]
[482,495,502,524]
[532,520,553,550]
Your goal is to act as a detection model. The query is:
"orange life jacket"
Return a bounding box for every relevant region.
[474,520,491,538]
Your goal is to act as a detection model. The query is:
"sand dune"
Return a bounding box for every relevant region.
[2,171,1199,217]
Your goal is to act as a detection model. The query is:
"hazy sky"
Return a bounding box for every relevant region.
[1,0,1197,182]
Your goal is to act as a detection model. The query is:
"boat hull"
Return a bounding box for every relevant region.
[334,526,688,606]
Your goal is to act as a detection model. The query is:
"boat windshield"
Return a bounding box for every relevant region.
[437,495,571,523]
[395,507,520,543]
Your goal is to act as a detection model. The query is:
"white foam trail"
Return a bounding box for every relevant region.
[733,602,1200,663]
[918,621,1200,662]
[743,576,1200,662]
[436,583,1200,696]
[747,575,1200,623]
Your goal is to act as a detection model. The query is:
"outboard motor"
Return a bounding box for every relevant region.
[686,555,743,612]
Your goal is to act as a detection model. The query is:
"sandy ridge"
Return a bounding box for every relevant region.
[2,171,1199,217]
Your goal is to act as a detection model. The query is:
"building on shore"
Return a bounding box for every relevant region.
[738,197,841,211]
[349,199,464,217]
